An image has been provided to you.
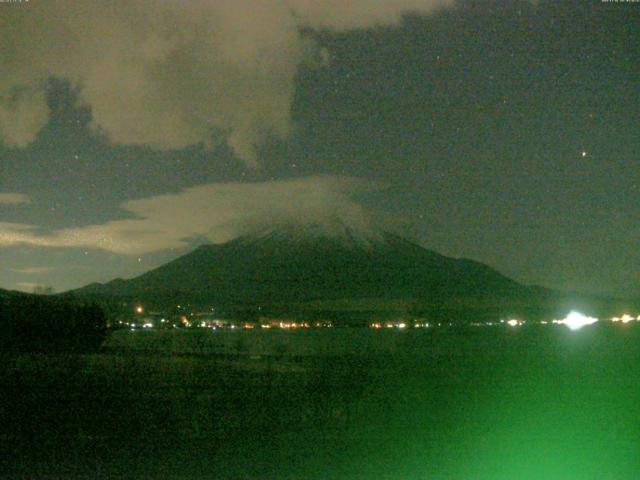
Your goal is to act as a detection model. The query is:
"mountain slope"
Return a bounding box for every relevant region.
[73,224,530,307]
[0,288,29,299]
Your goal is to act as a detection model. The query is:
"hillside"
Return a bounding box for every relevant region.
[70,223,538,310]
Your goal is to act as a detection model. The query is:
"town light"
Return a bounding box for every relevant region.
[621,314,634,324]
[555,311,598,330]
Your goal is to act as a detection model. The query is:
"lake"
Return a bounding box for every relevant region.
[2,323,639,479]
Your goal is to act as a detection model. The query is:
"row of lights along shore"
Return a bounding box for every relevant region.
[129,305,639,332]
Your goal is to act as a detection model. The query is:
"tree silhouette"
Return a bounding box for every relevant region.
[0,294,107,352]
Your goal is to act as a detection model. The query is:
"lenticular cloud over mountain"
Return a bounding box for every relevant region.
[0,175,381,255]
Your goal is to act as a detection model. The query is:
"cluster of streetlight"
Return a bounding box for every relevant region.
[131,305,638,333]
[504,311,640,331]
[611,314,640,324]
[368,312,640,332]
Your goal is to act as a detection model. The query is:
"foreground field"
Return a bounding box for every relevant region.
[2,325,640,479]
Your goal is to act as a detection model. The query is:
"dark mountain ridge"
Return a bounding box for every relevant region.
[58,221,640,321]
[72,224,533,309]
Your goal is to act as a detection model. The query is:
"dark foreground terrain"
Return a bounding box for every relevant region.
[2,325,640,479]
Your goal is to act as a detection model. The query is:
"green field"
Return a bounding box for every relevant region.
[2,324,640,479]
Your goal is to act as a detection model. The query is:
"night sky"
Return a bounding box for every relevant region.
[0,0,638,297]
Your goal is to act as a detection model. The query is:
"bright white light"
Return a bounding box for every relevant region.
[397,323,406,329]
[556,311,598,330]
[506,319,519,327]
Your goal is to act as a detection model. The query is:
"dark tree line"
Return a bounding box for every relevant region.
[0,295,107,352]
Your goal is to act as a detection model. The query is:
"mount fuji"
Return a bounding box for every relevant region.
[70,220,540,317]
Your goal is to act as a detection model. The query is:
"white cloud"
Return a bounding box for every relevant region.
[10,266,55,275]
[0,193,31,204]
[0,175,380,255]
[0,0,451,166]
[15,282,42,292]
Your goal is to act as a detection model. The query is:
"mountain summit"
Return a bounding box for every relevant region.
[238,217,384,249]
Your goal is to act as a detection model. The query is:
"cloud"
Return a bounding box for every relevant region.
[0,0,451,166]
[0,193,31,205]
[10,266,55,275]
[0,175,381,255]
[287,0,452,30]
[15,282,42,292]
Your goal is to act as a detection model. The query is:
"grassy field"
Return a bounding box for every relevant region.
[2,324,640,479]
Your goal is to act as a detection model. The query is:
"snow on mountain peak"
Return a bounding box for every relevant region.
[242,215,384,248]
